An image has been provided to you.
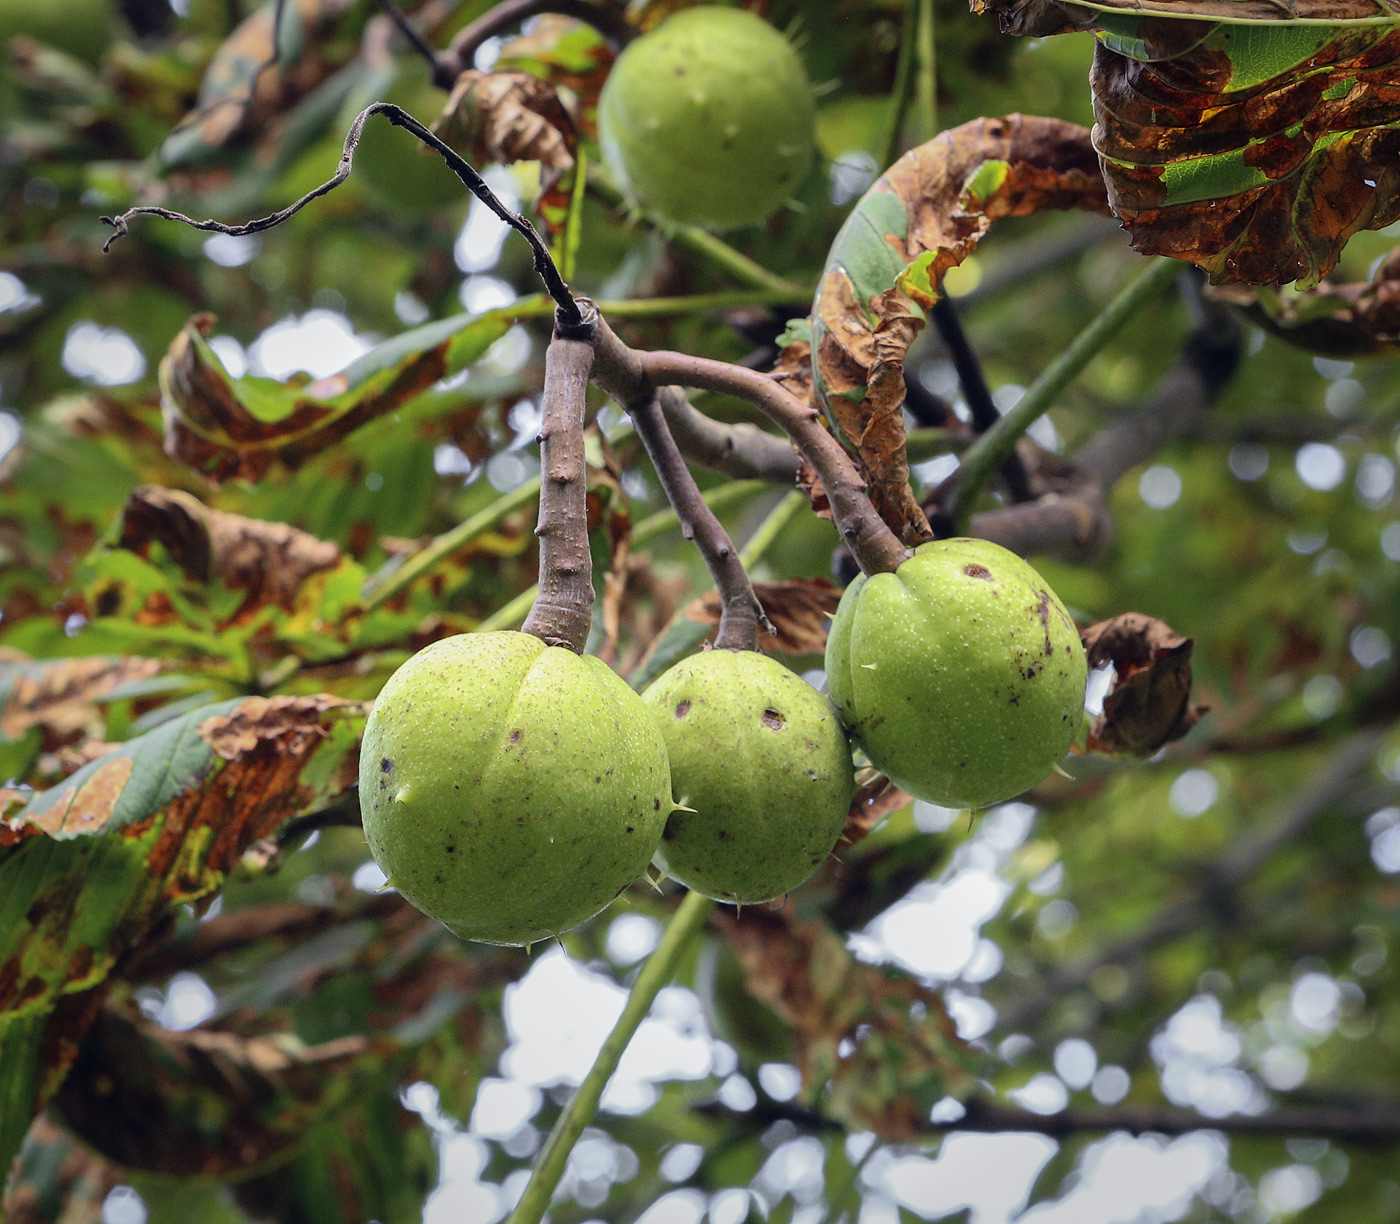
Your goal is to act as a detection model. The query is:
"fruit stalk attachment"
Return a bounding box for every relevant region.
[627,386,771,651]
[587,315,905,577]
[521,312,597,651]
[506,889,715,1224]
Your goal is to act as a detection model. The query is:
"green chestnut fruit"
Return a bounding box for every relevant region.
[643,649,854,903]
[597,5,816,230]
[825,538,1087,810]
[358,631,671,946]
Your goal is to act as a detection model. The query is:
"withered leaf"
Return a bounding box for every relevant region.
[840,774,912,847]
[1081,612,1206,755]
[0,694,364,1169]
[432,69,578,223]
[808,115,1110,544]
[973,0,1400,33]
[118,485,340,614]
[1092,23,1400,286]
[686,578,843,655]
[159,310,510,483]
[494,14,617,138]
[1210,247,1400,355]
[721,910,982,1136]
[0,654,164,747]
[55,1004,376,1177]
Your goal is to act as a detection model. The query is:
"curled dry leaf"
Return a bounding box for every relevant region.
[807,116,1110,545]
[494,13,617,138]
[431,69,578,221]
[1210,247,1400,355]
[687,578,843,655]
[0,655,164,747]
[159,310,510,483]
[1081,612,1206,755]
[0,694,365,1162]
[118,485,340,614]
[1091,23,1400,286]
[721,908,981,1136]
[840,773,912,847]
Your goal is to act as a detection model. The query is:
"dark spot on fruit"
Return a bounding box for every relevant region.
[762,708,785,731]
[963,564,992,580]
[380,758,393,773]
[509,729,522,743]
[595,776,602,784]
[446,844,456,853]
[675,700,691,718]
[718,829,732,841]
[626,826,634,833]
[654,798,662,810]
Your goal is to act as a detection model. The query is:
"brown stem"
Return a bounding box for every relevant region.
[659,386,801,484]
[441,0,634,82]
[522,322,596,651]
[640,351,907,575]
[630,388,769,651]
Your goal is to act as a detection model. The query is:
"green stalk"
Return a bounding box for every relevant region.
[879,0,920,170]
[602,288,812,316]
[739,488,805,568]
[915,0,937,142]
[364,477,543,610]
[950,256,1181,533]
[505,889,715,1224]
[588,170,804,297]
[476,480,770,633]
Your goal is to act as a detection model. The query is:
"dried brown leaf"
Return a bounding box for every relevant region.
[432,69,578,218]
[118,486,341,615]
[1081,612,1206,755]
[0,656,164,747]
[687,578,843,655]
[809,115,1109,543]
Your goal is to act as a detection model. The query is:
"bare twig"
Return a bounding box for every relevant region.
[945,1095,1400,1145]
[658,389,801,484]
[375,0,451,83]
[522,318,596,651]
[442,0,634,83]
[639,350,907,575]
[997,730,1388,1032]
[630,388,770,651]
[930,295,1033,502]
[102,103,583,329]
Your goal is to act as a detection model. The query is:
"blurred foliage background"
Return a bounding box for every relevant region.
[3,0,1400,1221]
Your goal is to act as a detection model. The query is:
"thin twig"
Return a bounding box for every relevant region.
[640,349,908,575]
[475,480,769,634]
[443,0,634,82]
[947,256,1180,532]
[102,102,583,329]
[521,319,597,651]
[930,295,1033,502]
[630,388,770,650]
[375,0,452,85]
